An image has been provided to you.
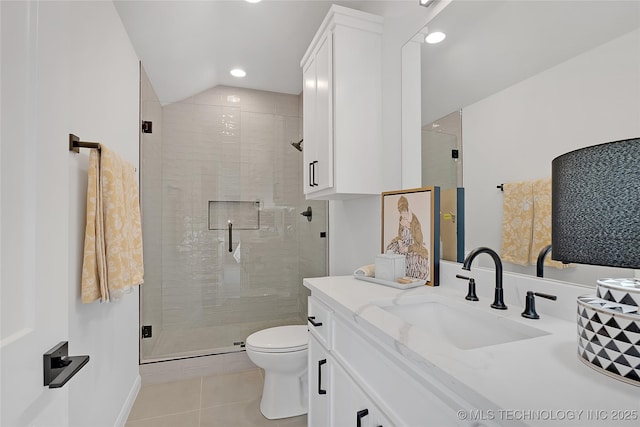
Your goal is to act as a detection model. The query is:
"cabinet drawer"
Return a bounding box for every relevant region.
[308,297,333,348]
[332,315,466,426]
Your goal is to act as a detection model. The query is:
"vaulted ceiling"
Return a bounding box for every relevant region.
[114,0,415,104]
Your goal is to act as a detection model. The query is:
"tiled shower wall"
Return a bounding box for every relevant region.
[140,79,327,361]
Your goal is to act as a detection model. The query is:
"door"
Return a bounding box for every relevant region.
[1,2,70,425]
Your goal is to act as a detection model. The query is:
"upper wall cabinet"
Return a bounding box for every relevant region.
[301,5,383,200]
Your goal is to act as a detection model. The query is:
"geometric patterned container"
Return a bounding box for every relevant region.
[577,294,640,386]
[596,278,640,307]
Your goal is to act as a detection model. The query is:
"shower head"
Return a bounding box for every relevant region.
[290,139,303,152]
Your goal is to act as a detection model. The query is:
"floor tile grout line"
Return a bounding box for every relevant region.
[127,409,201,423]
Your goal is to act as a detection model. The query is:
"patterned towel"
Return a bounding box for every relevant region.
[531,178,568,269]
[81,146,144,303]
[501,181,534,265]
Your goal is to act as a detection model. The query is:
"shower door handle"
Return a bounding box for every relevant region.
[318,359,327,395]
[228,221,233,252]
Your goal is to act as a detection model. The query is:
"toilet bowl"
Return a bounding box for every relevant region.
[246,325,308,419]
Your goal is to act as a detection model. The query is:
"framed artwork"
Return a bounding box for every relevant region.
[381,187,440,286]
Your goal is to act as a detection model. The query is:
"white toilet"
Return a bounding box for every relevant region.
[246,325,308,419]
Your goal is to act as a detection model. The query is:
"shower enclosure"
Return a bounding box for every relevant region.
[139,68,327,362]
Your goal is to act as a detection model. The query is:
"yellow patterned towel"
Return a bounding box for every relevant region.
[501,181,534,266]
[531,178,567,269]
[81,146,144,303]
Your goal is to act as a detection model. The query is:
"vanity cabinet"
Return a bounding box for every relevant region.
[300,5,383,200]
[308,295,488,427]
[308,299,390,427]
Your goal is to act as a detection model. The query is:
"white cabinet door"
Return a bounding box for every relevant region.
[302,57,317,194]
[332,361,391,427]
[303,31,333,195]
[313,31,333,193]
[308,334,331,427]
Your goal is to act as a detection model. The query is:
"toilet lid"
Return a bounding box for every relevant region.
[246,325,308,353]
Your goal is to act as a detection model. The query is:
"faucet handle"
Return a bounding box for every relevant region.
[521,291,557,319]
[534,292,557,301]
[456,274,479,302]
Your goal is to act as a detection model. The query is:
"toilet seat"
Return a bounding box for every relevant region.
[246,325,308,353]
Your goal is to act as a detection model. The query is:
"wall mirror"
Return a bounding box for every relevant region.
[402,0,640,286]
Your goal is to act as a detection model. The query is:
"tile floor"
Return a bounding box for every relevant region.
[126,368,307,427]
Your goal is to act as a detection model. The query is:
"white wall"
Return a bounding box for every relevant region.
[328,4,431,275]
[463,28,640,284]
[2,1,140,426]
[66,3,141,425]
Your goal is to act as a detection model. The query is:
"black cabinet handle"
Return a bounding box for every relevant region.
[312,160,319,186]
[318,359,327,395]
[356,409,369,427]
[228,221,233,252]
[307,316,323,327]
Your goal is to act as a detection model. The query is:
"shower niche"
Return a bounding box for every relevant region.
[208,200,260,230]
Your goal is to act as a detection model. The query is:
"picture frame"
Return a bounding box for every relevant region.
[381,186,440,286]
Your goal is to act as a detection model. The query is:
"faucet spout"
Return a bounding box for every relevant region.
[462,247,507,310]
[536,244,553,278]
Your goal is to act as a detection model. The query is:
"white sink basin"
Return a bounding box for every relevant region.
[375,296,550,350]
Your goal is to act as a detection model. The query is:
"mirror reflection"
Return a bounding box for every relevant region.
[421,110,463,262]
[403,0,640,285]
[422,110,461,190]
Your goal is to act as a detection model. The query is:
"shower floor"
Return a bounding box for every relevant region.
[142,316,306,363]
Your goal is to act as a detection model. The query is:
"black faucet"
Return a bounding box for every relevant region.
[462,247,507,310]
[536,244,553,278]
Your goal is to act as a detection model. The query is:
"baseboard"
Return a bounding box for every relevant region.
[114,374,141,427]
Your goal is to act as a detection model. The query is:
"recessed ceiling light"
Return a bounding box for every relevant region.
[425,31,446,44]
[245,0,262,3]
[230,68,246,78]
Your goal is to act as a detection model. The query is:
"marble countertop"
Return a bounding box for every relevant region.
[304,263,639,426]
